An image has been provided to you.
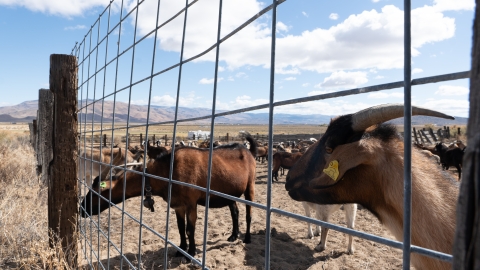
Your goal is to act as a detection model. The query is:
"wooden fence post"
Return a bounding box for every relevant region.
[412,127,418,144]
[140,133,143,145]
[226,133,229,142]
[37,90,54,182]
[103,134,107,147]
[417,130,425,144]
[428,128,438,142]
[48,54,78,267]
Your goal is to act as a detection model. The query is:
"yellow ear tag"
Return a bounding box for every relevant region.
[100,182,107,188]
[323,160,340,181]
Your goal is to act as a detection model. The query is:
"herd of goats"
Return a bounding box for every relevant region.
[78,103,465,270]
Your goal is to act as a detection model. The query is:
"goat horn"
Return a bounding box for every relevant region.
[99,148,123,179]
[351,103,455,131]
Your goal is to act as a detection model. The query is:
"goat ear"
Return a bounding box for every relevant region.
[309,141,373,188]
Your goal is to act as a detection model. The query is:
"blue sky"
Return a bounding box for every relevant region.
[0,0,474,117]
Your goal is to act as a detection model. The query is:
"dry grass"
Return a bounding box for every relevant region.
[0,131,75,269]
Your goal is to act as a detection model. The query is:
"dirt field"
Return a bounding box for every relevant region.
[79,159,411,270]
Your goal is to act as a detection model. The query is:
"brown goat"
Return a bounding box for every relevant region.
[272,152,303,181]
[78,147,137,187]
[80,135,258,258]
[285,104,459,270]
[256,145,268,163]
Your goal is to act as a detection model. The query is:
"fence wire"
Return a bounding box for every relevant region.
[74,0,467,269]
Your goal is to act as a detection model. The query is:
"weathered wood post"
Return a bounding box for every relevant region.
[458,127,461,136]
[417,130,425,144]
[48,54,78,267]
[37,90,54,182]
[413,127,418,144]
[428,128,438,142]
[140,133,143,145]
[420,130,431,144]
[437,128,443,140]
[153,134,156,143]
[103,134,107,147]
[446,126,451,138]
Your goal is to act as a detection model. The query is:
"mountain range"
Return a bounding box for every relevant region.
[0,100,468,126]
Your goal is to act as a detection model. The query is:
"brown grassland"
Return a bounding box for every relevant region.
[0,123,464,269]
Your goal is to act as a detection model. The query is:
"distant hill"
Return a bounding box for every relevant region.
[0,100,468,126]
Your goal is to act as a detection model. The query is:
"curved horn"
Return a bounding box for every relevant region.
[99,148,123,179]
[351,103,455,131]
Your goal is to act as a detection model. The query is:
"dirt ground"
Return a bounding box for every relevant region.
[78,157,422,270]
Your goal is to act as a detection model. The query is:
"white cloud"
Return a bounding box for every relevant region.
[235,72,248,79]
[284,77,296,81]
[372,0,381,2]
[314,70,368,89]
[433,0,474,12]
[215,95,268,110]
[132,92,198,107]
[64,25,86,30]
[435,85,469,96]
[421,99,469,117]
[199,77,224,84]
[0,0,121,17]
[368,92,404,99]
[277,21,289,32]
[412,68,423,74]
[218,66,225,72]
[119,1,464,75]
[374,75,385,79]
[329,13,339,20]
[302,83,310,87]
[302,11,308,18]
[274,100,372,116]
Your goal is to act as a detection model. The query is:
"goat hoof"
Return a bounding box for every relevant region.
[227,234,238,242]
[175,250,184,257]
[244,234,251,244]
[314,245,326,252]
[347,248,355,255]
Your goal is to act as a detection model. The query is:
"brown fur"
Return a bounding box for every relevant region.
[256,145,268,163]
[286,124,459,270]
[80,136,258,258]
[272,152,303,181]
[78,147,136,187]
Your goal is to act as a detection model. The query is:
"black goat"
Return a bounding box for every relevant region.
[434,142,464,180]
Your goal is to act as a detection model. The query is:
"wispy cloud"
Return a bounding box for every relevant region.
[64,25,86,31]
[302,11,308,18]
[435,85,469,96]
[284,77,296,81]
[412,68,423,74]
[199,77,224,84]
[314,70,368,90]
[329,13,339,20]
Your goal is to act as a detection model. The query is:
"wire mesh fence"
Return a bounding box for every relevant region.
[74,0,468,269]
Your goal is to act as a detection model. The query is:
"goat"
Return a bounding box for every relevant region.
[285,104,459,270]
[434,142,464,180]
[302,202,357,254]
[80,135,258,258]
[272,151,303,181]
[256,145,268,163]
[78,147,137,187]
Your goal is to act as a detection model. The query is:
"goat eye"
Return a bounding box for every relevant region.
[325,147,333,154]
